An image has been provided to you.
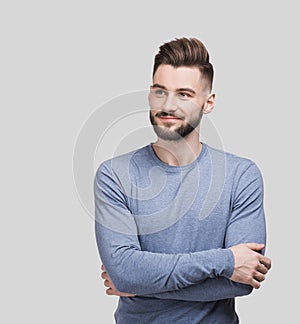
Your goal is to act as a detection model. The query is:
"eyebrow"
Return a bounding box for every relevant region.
[152,83,196,95]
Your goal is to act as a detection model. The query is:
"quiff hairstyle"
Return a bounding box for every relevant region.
[153,37,214,91]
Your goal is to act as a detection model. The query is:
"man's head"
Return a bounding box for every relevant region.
[153,37,214,92]
[149,37,215,141]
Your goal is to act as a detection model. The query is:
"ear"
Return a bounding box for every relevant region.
[202,93,215,114]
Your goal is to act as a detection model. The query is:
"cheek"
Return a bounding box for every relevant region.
[186,108,202,120]
[178,98,201,111]
[150,107,159,115]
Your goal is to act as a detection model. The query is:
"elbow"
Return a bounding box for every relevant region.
[103,251,142,294]
[102,263,134,294]
[106,262,154,295]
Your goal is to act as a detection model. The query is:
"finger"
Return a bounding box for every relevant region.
[106,288,135,297]
[104,279,113,288]
[253,271,265,283]
[106,288,122,296]
[245,243,265,251]
[256,263,268,275]
[250,278,261,289]
[106,288,114,295]
[101,272,109,280]
[101,265,105,271]
[259,256,272,270]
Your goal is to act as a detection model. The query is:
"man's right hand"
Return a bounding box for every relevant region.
[229,243,271,289]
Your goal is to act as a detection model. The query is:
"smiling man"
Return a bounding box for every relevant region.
[94,37,271,323]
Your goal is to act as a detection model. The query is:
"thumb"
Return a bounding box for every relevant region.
[245,243,265,251]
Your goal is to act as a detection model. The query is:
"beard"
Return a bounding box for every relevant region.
[149,108,203,141]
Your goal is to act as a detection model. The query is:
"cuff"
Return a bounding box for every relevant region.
[219,248,234,278]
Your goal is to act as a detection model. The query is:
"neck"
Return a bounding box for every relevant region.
[153,130,202,166]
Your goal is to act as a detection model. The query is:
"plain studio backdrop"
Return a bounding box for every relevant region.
[1,1,298,323]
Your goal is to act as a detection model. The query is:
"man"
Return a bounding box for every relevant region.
[94,37,271,323]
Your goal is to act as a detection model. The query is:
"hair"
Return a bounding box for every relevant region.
[153,37,214,91]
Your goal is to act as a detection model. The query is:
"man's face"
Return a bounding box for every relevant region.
[149,64,208,141]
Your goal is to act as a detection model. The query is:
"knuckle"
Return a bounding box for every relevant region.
[255,254,261,260]
[246,275,252,282]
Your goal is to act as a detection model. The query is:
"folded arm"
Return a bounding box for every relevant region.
[95,161,270,299]
[94,161,234,296]
[102,270,252,301]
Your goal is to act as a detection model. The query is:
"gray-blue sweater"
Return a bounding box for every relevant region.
[94,143,266,323]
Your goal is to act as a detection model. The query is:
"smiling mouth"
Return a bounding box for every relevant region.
[157,116,182,125]
[156,112,184,121]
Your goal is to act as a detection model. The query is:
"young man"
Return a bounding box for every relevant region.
[94,37,271,323]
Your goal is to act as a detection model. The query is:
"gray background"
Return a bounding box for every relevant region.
[1,0,299,323]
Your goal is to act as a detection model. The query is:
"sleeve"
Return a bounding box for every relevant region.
[225,162,266,248]
[94,161,234,295]
[143,278,252,302]
[145,161,266,301]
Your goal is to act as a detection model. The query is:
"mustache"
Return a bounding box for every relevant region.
[155,111,185,119]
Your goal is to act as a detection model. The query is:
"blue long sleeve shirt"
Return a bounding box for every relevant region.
[94,143,266,323]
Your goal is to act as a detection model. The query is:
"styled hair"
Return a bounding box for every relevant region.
[153,37,214,91]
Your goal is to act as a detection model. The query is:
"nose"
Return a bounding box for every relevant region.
[162,92,177,113]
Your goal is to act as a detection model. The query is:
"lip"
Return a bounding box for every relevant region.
[159,116,181,122]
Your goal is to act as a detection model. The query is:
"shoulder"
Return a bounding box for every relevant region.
[205,144,263,181]
[95,145,151,178]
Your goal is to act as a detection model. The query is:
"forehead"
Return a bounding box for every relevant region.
[153,65,203,91]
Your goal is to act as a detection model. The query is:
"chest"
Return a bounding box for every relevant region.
[125,162,232,252]
[138,201,230,253]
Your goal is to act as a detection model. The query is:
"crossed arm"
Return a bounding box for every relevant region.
[95,162,271,302]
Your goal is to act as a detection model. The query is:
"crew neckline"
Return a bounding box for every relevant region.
[147,142,207,172]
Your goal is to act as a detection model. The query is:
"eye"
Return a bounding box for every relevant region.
[178,92,192,99]
[154,89,167,97]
